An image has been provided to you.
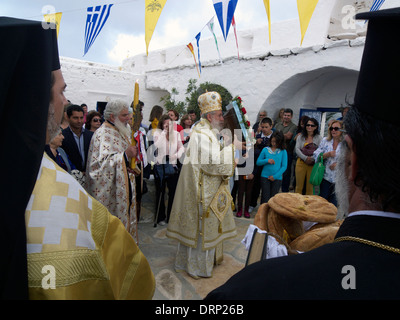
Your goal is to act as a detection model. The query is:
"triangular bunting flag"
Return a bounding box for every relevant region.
[43,12,62,38]
[187,43,201,78]
[232,15,239,60]
[84,4,113,56]
[195,32,202,74]
[262,0,271,44]
[145,0,167,56]
[370,0,385,11]
[213,0,238,41]
[297,0,319,45]
[207,17,223,64]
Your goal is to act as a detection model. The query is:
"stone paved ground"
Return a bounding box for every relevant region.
[137,177,258,300]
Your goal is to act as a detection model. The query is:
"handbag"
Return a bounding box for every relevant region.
[309,153,325,186]
[300,143,318,157]
[154,163,176,181]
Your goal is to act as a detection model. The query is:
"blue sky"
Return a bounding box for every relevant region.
[1,0,299,66]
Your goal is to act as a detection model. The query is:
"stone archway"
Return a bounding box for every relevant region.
[260,66,359,123]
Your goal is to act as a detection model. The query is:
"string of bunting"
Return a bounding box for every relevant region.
[39,0,383,75]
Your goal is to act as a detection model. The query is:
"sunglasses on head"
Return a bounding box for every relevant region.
[329,126,341,131]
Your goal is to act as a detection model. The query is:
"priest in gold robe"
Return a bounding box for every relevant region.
[166,91,237,279]
[86,99,139,241]
[7,18,155,299]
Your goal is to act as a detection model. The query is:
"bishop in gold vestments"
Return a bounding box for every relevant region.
[166,92,237,278]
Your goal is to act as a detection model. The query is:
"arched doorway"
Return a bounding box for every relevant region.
[260,66,358,127]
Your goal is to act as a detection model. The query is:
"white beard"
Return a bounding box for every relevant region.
[210,118,224,131]
[114,118,132,140]
[335,142,350,219]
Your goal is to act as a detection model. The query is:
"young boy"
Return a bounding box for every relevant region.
[249,117,274,211]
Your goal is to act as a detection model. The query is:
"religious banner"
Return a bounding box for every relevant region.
[207,17,223,64]
[145,0,167,55]
[187,43,201,78]
[297,0,319,45]
[195,32,202,74]
[232,15,239,60]
[84,4,113,56]
[213,0,239,41]
[43,12,62,38]
[262,0,271,43]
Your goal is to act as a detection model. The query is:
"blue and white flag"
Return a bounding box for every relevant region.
[370,0,385,12]
[84,4,113,56]
[212,0,238,41]
[195,32,202,74]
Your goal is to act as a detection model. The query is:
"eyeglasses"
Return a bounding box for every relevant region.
[306,124,316,127]
[329,127,341,131]
[93,118,101,122]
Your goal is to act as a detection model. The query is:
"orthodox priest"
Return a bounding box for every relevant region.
[0,17,154,299]
[86,99,139,241]
[166,91,237,279]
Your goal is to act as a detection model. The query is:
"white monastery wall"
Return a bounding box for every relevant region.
[60,0,400,126]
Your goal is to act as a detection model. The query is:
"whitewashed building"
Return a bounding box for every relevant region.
[60,0,400,128]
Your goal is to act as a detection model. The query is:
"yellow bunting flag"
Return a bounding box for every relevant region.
[262,0,271,44]
[43,12,62,38]
[145,0,167,56]
[297,0,319,45]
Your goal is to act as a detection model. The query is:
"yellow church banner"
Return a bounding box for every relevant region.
[43,12,62,38]
[145,0,167,55]
[262,0,271,44]
[297,0,319,44]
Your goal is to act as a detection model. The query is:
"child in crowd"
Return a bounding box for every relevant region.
[249,117,274,211]
[256,131,287,204]
[236,141,256,218]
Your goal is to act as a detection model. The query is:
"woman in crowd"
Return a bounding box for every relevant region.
[294,117,322,195]
[256,131,287,204]
[313,120,344,206]
[85,110,102,132]
[153,114,184,225]
[44,128,86,186]
[147,105,164,147]
[168,109,183,133]
[179,114,193,145]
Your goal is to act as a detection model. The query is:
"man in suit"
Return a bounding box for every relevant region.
[205,8,400,300]
[62,104,93,172]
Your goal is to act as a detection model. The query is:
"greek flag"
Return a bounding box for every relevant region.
[213,0,238,41]
[370,0,385,12]
[84,4,113,56]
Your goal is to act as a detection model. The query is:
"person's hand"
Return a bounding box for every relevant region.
[125,145,138,159]
[247,174,254,180]
[256,138,262,145]
[268,176,275,181]
[305,157,315,165]
[326,150,336,158]
[268,159,275,165]
[329,162,337,170]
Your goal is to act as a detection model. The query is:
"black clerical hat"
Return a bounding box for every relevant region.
[0,17,60,299]
[353,7,400,124]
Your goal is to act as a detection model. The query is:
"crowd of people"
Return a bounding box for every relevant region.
[54,93,348,241]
